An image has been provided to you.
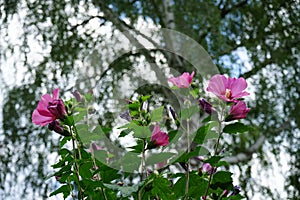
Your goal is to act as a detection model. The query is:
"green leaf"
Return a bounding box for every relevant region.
[79,161,93,178]
[146,152,175,165]
[128,139,144,153]
[94,150,108,164]
[64,116,74,126]
[212,171,233,185]
[150,106,164,122]
[119,152,141,173]
[119,128,132,137]
[49,185,71,198]
[168,130,181,143]
[211,171,234,191]
[173,173,208,198]
[140,95,151,102]
[194,121,219,144]
[205,155,223,166]
[180,105,199,119]
[223,122,253,134]
[73,107,87,123]
[76,124,106,143]
[59,136,71,148]
[104,182,143,197]
[189,88,199,98]
[151,176,176,200]
[122,122,151,138]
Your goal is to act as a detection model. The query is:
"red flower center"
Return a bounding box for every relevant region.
[225,89,232,99]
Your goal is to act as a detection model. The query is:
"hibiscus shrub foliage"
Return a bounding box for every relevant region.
[32,73,251,199]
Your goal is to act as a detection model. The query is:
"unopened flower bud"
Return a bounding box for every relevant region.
[120,110,131,121]
[72,90,82,102]
[168,106,177,121]
[48,120,70,136]
[199,98,213,115]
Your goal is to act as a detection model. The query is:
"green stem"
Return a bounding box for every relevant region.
[185,118,190,200]
[91,149,108,200]
[71,136,84,200]
[141,139,147,179]
[67,176,76,200]
[203,113,224,200]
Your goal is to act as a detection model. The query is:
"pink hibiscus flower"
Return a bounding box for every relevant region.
[32,88,67,126]
[169,71,195,88]
[226,101,251,121]
[151,124,169,147]
[207,74,249,102]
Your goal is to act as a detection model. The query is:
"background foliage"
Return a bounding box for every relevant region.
[0,0,299,199]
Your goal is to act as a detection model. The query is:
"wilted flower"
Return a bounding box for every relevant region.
[169,71,195,88]
[199,98,213,115]
[207,74,249,102]
[150,124,169,147]
[226,101,251,121]
[32,88,67,126]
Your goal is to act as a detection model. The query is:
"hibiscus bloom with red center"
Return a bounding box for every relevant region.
[207,74,249,102]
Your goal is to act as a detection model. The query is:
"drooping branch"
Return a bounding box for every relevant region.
[223,135,265,164]
[220,0,248,18]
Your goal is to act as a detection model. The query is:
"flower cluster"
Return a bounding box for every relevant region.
[31,72,250,200]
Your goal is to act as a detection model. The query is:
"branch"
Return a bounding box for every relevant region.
[220,0,248,18]
[223,135,266,164]
[69,15,106,32]
[96,1,180,105]
[241,58,273,79]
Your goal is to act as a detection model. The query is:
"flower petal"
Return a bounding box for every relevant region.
[230,77,248,97]
[52,88,60,99]
[207,74,227,95]
[32,109,54,126]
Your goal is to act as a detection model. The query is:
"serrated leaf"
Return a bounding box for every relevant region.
[150,106,164,122]
[223,122,252,134]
